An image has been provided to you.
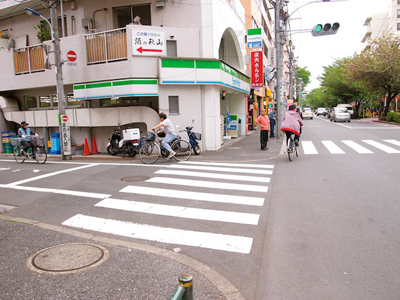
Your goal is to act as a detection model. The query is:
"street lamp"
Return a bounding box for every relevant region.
[25,6,71,160]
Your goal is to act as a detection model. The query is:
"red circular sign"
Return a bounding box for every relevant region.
[62,115,69,122]
[67,50,77,62]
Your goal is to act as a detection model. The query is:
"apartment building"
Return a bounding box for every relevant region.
[0,0,250,153]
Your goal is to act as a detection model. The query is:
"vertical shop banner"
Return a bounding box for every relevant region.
[251,51,264,88]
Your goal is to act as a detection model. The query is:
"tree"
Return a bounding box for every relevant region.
[295,66,311,102]
[305,88,333,109]
[341,35,400,116]
[320,59,378,117]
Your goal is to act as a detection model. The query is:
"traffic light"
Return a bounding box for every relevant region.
[265,66,275,82]
[322,90,327,93]
[311,22,340,37]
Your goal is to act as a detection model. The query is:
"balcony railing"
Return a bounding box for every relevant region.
[85,28,127,64]
[14,44,45,75]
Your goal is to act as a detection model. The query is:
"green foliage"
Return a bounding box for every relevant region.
[305,87,335,109]
[33,22,51,43]
[386,112,400,123]
[295,66,311,87]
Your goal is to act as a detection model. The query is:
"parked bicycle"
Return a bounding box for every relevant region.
[11,136,47,164]
[139,130,191,164]
[286,133,298,162]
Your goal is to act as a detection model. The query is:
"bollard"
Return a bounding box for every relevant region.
[179,274,193,300]
[169,274,193,300]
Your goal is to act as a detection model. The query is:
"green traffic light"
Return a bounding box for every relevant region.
[315,24,323,32]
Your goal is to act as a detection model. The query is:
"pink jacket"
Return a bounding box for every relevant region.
[280,110,304,135]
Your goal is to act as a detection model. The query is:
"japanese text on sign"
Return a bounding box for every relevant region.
[251,51,264,88]
[132,30,166,56]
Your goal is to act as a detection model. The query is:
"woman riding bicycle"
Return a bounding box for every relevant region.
[281,104,304,146]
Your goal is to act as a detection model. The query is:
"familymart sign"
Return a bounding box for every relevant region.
[159,59,250,93]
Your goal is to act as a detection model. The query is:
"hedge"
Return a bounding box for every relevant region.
[385,112,400,123]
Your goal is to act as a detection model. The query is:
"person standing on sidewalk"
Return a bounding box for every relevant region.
[255,110,270,150]
[269,109,276,138]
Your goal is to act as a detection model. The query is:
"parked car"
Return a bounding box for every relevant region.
[337,104,354,118]
[330,107,351,122]
[316,107,327,116]
[302,107,313,119]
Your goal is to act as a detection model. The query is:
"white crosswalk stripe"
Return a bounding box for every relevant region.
[362,140,400,154]
[322,141,345,154]
[300,139,400,155]
[62,161,272,254]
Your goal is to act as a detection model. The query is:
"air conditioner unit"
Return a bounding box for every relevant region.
[156,0,165,8]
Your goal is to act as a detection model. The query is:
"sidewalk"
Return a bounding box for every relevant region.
[0,214,241,300]
[0,129,284,163]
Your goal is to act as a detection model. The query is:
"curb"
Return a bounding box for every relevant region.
[0,214,245,300]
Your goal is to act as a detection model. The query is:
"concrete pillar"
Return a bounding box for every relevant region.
[203,86,221,151]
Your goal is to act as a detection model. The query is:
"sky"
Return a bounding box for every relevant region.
[287,0,392,91]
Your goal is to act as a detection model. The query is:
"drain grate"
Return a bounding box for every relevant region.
[27,243,109,274]
[121,175,150,182]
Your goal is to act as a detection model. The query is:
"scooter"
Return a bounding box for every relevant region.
[184,120,201,155]
[107,125,139,157]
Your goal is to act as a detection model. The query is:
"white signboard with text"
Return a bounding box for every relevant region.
[132,30,166,56]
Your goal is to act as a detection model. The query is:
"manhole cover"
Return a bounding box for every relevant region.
[121,176,150,182]
[27,243,109,274]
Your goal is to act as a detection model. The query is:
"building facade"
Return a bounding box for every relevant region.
[0,0,250,153]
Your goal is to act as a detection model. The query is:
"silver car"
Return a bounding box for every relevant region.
[330,107,351,122]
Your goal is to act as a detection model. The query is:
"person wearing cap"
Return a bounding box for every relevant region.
[18,121,38,157]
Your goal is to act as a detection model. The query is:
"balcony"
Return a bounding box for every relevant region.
[85,28,127,64]
[14,44,45,75]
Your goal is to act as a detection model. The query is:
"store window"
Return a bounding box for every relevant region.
[25,96,37,109]
[67,94,81,106]
[113,4,151,28]
[167,40,177,57]
[168,96,179,114]
[39,95,52,108]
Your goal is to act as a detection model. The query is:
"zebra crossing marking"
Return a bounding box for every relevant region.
[155,169,270,183]
[301,141,318,154]
[146,177,268,193]
[362,140,400,154]
[62,214,254,254]
[341,140,373,154]
[119,186,265,206]
[384,139,400,147]
[95,198,260,225]
[178,161,274,169]
[322,141,345,154]
[167,164,273,175]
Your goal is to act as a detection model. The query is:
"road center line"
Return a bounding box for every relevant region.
[7,164,99,186]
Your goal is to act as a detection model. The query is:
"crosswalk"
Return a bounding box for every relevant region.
[300,139,400,155]
[62,161,273,254]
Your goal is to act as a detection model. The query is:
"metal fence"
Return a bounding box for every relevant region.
[14,44,45,75]
[85,28,127,64]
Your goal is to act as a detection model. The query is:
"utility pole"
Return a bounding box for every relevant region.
[50,1,70,160]
[275,0,282,134]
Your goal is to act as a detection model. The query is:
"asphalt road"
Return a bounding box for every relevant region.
[1,117,400,299]
[256,116,400,300]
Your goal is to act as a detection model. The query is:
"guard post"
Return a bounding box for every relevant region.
[169,274,193,300]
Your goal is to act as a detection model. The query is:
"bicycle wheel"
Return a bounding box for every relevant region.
[139,141,160,164]
[288,138,294,162]
[171,139,192,162]
[35,147,47,164]
[13,146,25,163]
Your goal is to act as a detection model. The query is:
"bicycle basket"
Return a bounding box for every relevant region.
[145,132,156,142]
[11,138,21,146]
[31,136,44,147]
[194,132,201,140]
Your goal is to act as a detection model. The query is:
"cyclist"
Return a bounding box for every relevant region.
[152,113,177,159]
[18,121,38,158]
[281,104,303,147]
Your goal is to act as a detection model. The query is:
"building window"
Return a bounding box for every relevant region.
[398,0,400,5]
[398,23,400,31]
[168,96,179,114]
[167,40,177,57]
[398,9,400,18]
[39,95,52,108]
[25,96,37,109]
[113,4,151,28]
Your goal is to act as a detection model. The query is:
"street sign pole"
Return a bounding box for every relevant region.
[51,3,70,160]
